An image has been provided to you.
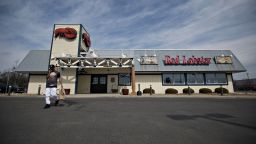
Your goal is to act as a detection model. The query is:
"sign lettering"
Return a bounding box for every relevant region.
[164,55,211,65]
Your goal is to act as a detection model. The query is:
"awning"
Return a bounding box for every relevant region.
[54,57,134,68]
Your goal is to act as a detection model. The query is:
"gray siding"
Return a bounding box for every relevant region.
[16,50,50,73]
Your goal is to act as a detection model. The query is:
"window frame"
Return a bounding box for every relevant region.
[186,73,205,85]
[118,73,131,86]
[162,73,186,86]
[162,72,228,86]
[205,73,228,85]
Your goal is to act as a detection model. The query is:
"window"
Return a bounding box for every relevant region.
[205,73,227,84]
[92,77,98,85]
[118,73,131,86]
[99,77,106,84]
[163,73,185,85]
[187,73,204,84]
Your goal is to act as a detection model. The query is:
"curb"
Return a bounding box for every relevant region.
[1,94,256,99]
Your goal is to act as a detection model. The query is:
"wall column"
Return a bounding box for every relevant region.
[131,66,136,95]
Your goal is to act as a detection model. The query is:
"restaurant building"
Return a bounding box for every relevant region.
[16,24,246,95]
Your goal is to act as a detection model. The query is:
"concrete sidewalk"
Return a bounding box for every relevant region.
[66,93,256,98]
[1,93,256,98]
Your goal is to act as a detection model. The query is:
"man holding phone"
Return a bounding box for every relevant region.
[44,64,63,109]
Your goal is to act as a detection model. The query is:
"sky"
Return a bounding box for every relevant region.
[0,0,255,80]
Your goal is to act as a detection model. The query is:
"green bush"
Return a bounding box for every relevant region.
[199,88,212,94]
[111,89,118,93]
[183,88,194,94]
[143,88,155,94]
[165,88,178,94]
[215,87,229,94]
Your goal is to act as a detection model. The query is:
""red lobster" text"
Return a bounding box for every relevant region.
[164,55,211,65]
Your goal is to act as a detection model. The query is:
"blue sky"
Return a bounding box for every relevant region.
[0,0,255,79]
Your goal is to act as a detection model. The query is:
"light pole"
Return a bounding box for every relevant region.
[220,84,223,96]
[5,70,10,93]
[150,85,152,95]
[246,73,251,91]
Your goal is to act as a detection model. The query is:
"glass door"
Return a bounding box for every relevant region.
[90,75,107,93]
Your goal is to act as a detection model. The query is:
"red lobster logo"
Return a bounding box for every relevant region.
[82,32,91,47]
[54,27,77,39]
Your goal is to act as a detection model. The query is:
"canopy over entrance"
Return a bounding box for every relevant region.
[53,56,136,95]
[54,57,134,68]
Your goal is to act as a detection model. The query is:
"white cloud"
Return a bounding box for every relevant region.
[0,0,255,80]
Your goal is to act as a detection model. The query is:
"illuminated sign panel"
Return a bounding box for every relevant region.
[164,55,211,65]
[140,56,158,65]
[215,56,232,64]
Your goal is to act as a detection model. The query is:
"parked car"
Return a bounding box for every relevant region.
[0,84,18,93]
[0,84,7,93]
[15,87,25,93]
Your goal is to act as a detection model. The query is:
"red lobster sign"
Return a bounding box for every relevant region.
[54,27,77,39]
[164,55,211,65]
[82,32,91,48]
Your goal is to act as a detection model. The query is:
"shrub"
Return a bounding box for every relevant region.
[165,88,178,94]
[183,88,194,94]
[215,87,229,94]
[111,89,118,93]
[199,88,212,94]
[143,88,155,94]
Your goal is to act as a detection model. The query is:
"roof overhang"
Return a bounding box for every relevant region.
[54,57,134,68]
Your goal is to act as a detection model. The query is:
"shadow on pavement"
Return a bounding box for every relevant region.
[61,99,86,111]
[62,99,79,107]
[167,113,256,130]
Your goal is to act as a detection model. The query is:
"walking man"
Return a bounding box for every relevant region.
[44,64,62,109]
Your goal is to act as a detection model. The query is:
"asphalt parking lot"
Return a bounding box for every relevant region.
[0,96,256,144]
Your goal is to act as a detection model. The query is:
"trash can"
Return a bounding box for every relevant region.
[64,88,70,95]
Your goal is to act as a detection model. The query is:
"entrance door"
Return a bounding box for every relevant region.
[91,75,107,93]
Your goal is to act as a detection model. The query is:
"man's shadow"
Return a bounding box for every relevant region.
[59,99,78,107]
[167,113,256,130]
[59,99,86,111]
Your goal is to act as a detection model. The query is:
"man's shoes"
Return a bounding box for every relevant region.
[44,104,50,109]
[55,100,59,106]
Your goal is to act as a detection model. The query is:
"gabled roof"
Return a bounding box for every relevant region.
[16,49,246,74]
[15,50,50,74]
[94,49,246,72]
[132,49,246,72]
